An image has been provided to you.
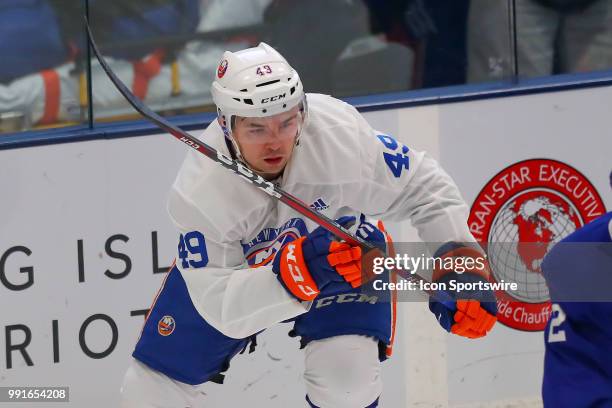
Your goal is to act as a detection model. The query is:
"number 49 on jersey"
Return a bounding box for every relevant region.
[377,134,410,178]
[178,231,209,268]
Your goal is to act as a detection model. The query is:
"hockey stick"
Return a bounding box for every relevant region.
[84,17,451,304]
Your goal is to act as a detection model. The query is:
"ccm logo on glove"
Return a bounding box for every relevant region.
[280,240,319,300]
[273,217,363,302]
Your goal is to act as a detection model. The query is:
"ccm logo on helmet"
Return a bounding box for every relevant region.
[261,93,286,104]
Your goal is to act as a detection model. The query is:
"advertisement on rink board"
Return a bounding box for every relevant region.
[468,159,605,331]
[1,83,611,407]
[441,89,610,333]
[438,85,611,406]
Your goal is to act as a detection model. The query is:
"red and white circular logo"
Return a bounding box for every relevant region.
[158,315,176,336]
[468,159,605,331]
[217,59,228,78]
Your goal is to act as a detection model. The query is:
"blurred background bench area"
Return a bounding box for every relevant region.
[1,0,611,134]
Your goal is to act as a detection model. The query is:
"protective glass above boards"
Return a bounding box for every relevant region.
[0,0,89,134]
[2,0,611,134]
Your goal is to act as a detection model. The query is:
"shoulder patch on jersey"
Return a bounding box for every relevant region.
[158,315,176,336]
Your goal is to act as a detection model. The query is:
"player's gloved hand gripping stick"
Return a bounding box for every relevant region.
[83,17,460,312]
[272,216,362,301]
[272,214,399,302]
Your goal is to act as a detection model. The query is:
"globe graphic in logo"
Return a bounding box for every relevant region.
[488,189,581,303]
[469,159,605,331]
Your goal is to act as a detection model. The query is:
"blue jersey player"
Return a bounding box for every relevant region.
[542,192,612,407]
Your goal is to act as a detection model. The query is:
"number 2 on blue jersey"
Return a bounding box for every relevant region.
[547,303,567,343]
[377,134,409,178]
[178,231,209,268]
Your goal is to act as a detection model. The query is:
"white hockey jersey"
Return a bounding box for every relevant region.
[166,93,475,339]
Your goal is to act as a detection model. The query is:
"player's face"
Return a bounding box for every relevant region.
[232,106,301,179]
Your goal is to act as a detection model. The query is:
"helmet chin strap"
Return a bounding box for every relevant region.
[218,111,251,170]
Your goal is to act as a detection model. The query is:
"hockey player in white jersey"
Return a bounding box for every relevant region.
[120,43,497,408]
